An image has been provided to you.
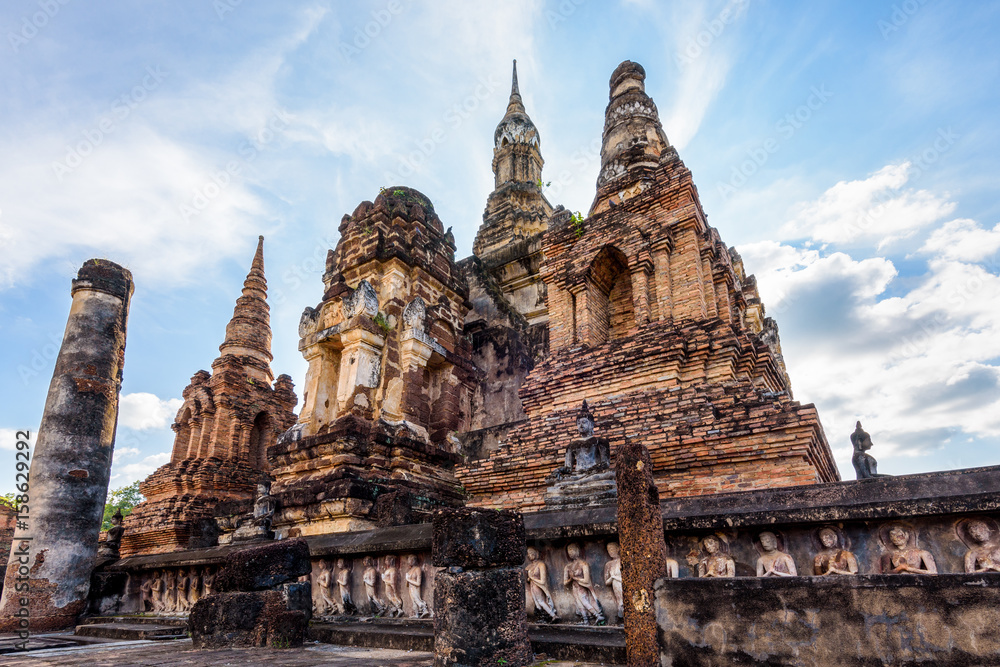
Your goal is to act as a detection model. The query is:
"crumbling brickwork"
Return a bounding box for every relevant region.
[121,238,297,557]
[270,187,473,536]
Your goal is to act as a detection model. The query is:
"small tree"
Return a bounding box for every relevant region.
[102,481,144,530]
[0,493,21,511]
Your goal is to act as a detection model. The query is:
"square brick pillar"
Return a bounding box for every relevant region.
[432,507,532,667]
[615,440,669,667]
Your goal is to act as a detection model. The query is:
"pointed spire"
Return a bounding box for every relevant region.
[506,59,525,115]
[215,235,274,382]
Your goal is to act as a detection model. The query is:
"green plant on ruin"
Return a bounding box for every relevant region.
[373,311,392,334]
[570,211,585,238]
[271,636,291,649]
[0,493,22,511]
[102,480,144,530]
[535,178,551,189]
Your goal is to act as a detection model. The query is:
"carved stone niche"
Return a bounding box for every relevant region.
[342,279,380,319]
[754,530,796,577]
[878,522,937,575]
[957,517,1000,574]
[812,525,859,576]
[690,534,735,578]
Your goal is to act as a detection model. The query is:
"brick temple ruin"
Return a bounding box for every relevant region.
[5,60,1000,665]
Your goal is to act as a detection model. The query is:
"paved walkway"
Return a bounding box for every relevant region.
[2,637,616,666]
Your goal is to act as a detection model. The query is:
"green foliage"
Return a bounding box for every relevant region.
[0,493,22,511]
[570,211,585,238]
[102,480,144,531]
[535,178,551,189]
[373,311,392,334]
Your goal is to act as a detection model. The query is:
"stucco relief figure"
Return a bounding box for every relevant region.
[336,558,358,615]
[140,572,154,612]
[201,568,215,598]
[525,546,559,623]
[381,555,405,617]
[563,543,605,625]
[151,570,165,612]
[405,555,430,618]
[603,542,624,621]
[813,526,859,576]
[187,569,202,608]
[958,518,1000,573]
[176,568,190,611]
[880,524,937,575]
[851,421,885,479]
[362,556,386,615]
[756,531,797,577]
[316,560,338,615]
[694,535,735,578]
[164,569,177,613]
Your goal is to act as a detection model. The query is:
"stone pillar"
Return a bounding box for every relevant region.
[432,507,532,667]
[615,440,669,667]
[0,259,133,631]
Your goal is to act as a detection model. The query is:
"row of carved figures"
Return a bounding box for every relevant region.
[314,554,430,619]
[137,566,217,614]
[687,521,1000,578]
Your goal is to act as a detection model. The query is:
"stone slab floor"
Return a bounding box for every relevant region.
[1,636,617,667]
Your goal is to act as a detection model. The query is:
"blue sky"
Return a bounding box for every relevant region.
[2,1,999,495]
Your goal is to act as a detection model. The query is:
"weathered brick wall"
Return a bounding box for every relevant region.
[458,381,833,512]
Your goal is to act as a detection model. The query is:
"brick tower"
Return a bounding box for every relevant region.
[471,60,553,329]
[120,237,297,556]
[457,61,838,510]
[269,187,474,536]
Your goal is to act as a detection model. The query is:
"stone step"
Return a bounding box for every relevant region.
[308,620,625,663]
[74,622,187,641]
[81,614,187,627]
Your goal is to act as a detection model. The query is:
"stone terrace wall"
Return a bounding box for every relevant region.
[655,574,1000,666]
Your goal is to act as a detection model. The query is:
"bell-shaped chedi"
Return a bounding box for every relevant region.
[120,237,297,556]
[271,187,473,536]
[457,61,838,511]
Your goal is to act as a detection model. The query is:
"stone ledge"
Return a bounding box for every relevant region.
[660,464,1000,530]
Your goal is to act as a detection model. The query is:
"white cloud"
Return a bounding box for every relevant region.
[738,166,1000,477]
[0,7,330,292]
[0,429,35,452]
[780,163,956,248]
[918,218,1000,263]
[118,393,183,431]
[110,452,171,487]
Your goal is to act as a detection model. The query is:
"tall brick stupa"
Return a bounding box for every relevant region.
[457,61,838,510]
[120,237,297,556]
